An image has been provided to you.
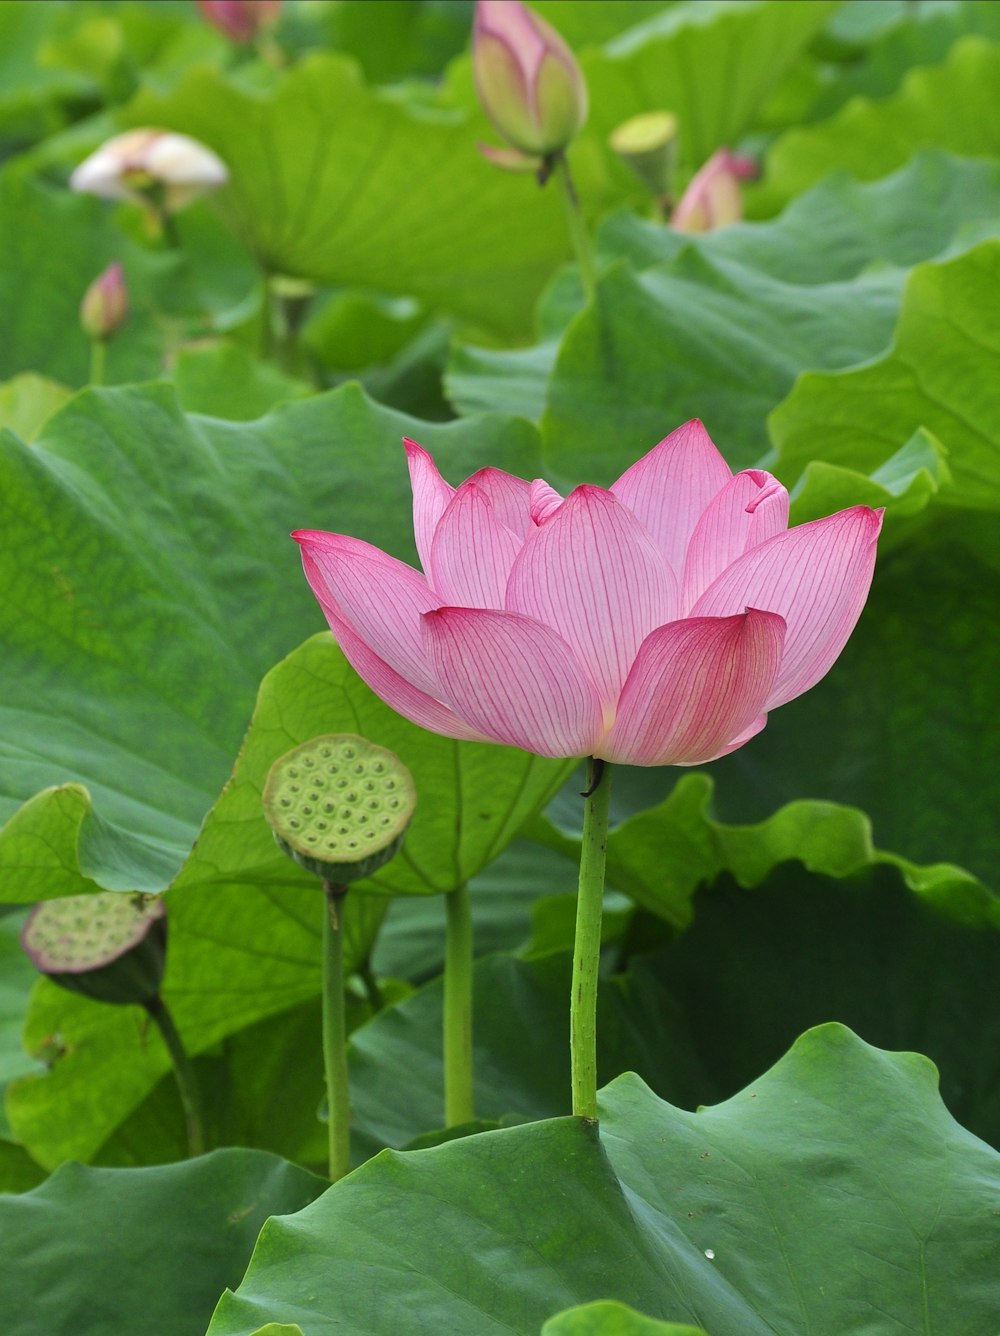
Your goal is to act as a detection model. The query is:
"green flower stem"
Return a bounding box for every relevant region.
[552,151,596,303]
[570,757,612,1122]
[144,995,205,1157]
[88,338,106,387]
[322,882,351,1182]
[443,882,475,1127]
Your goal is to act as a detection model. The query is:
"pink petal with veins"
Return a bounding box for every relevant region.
[465,466,533,537]
[422,607,603,757]
[506,485,678,707]
[680,469,789,612]
[428,483,522,608]
[601,609,785,766]
[690,506,884,709]
[325,608,490,742]
[611,419,733,579]
[294,530,441,697]
[404,438,455,575]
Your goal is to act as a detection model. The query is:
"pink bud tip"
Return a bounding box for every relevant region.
[80,262,129,340]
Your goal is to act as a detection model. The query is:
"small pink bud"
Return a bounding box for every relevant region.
[670,149,756,233]
[197,0,281,44]
[80,262,129,341]
[70,129,228,212]
[473,0,587,158]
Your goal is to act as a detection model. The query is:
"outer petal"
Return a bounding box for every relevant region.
[600,610,785,766]
[404,438,455,575]
[465,466,533,537]
[506,485,678,708]
[294,530,441,697]
[680,469,789,612]
[610,420,732,579]
[421,608,603,758]
[689,506,883,709]
[428,483,522,609]
[324,607,490,742]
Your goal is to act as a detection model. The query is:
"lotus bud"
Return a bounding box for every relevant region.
[197,0,282,44]
[473,0,587,158]
[263,735,416,886]
[70,128,228,213]
[670,148,756,233]
[609,111,679,203]
[21,892,167,1008]
[80,261,129,341]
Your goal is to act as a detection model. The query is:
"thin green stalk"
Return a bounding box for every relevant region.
[145,995,205,1157]
[570,758,612,1121]
[89,338,106,387]
[552,151,596,303]
[322,882,351,1182]
[443,882,475,1126]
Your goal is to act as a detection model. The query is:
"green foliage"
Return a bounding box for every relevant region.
[208,1028,1000,1334]
[125,54,570,337]
[347,854,1000,1154]
[1,3,998,1332]
[0,383,543,899]
[759,35,1000,213]
[0,1149,325,1336]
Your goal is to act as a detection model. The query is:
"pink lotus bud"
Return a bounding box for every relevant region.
[80,262,129,340]
[293,423,882,766]
[670,148,756,233]
[197,0,281,44]
[473,0,587,157]
[70,129,228,212]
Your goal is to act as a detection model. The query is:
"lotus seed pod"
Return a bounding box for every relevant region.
[609,111,678,199]
[263,734,416,884]
[21,892,167,1007]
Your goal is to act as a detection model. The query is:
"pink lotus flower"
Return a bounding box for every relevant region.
[295,422,882,765]
[671,148,756,233]
[473,0,587,158]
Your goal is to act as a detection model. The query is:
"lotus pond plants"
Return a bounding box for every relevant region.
[1,2,998,1335]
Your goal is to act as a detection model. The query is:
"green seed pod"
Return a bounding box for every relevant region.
[21,892,167,1006]
[263,734,416,884]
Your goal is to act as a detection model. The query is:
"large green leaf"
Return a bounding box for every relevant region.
[771,241,1000,510]
[207,1027,1000,1334]
[0,1148,325,1336]
[347,853,1000,1155]
[447,152,1000,423]
[178,633,574,904]
[0,382,542,900]
[7,632,570,1168]
[540,254,902,481]
[806,1,1000,121]
[123,54,570,337]
[758,35,1000,214]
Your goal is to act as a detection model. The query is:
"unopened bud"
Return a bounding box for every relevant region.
[71,129,228,213]
[80,262,128,341]
[197,0,281,44]
[473,0,587,158]
[609,111,678,200]
[670,148,755,233]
